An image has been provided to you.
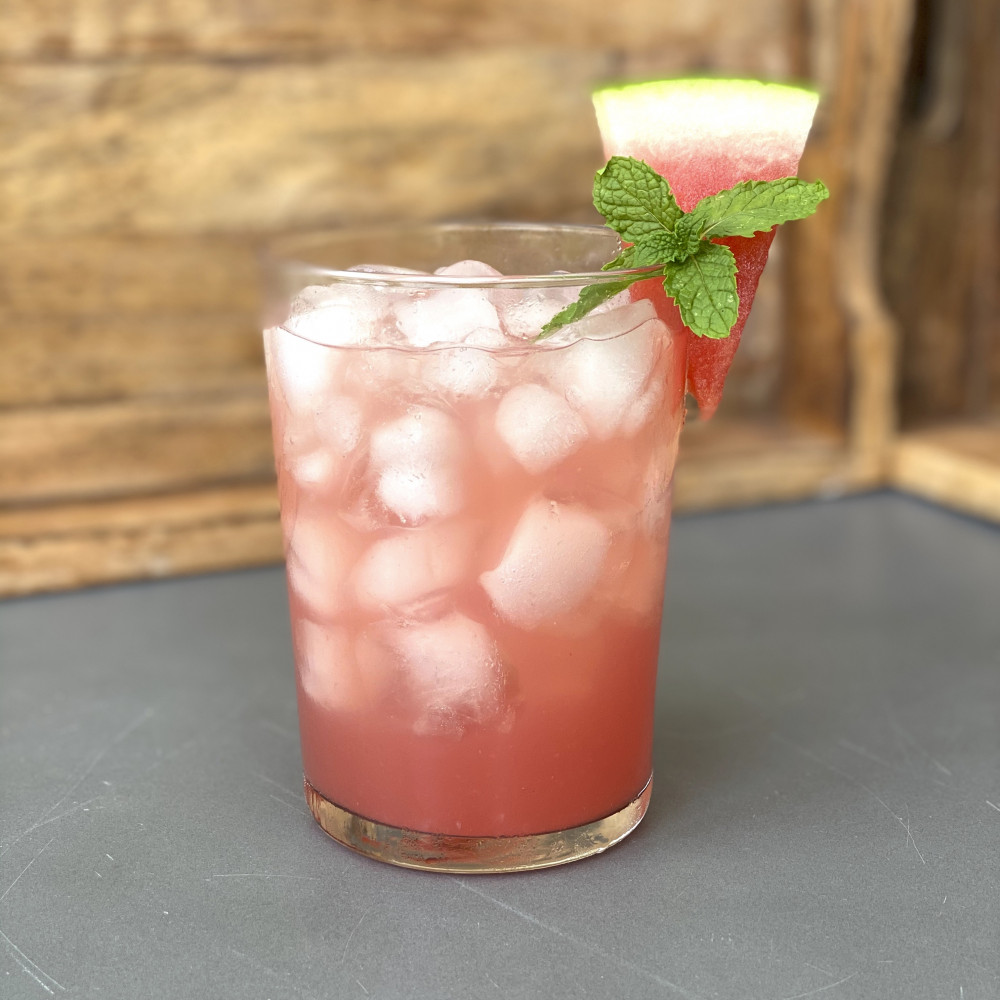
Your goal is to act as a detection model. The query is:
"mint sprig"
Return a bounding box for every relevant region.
[541,156,829,339]
[662,241,738,338]
[592,156,682,241]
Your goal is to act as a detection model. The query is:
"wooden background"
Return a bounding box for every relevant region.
[0,0,997,596]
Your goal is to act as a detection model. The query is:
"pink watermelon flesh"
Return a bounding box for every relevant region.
[593,79,818,418]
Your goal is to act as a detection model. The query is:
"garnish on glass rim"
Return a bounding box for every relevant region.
[540,155,829,339]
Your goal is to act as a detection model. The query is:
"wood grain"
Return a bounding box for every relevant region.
[892,424,1000,524]
[0,236,259,315]
[837,0,913,485]
[1,422,856,597]
[782,0,912,458]
[0,0,787,60]
[675,421,851,512]
[10,0,987,596]
[0,483,281,596]
[0,53,612,238]
[881,0,1000,424]
[2,314,263,407]
[0,393,274,504]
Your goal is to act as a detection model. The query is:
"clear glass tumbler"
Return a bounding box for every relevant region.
[261,223,685,872]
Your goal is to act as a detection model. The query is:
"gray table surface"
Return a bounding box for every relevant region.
[1,493,998,1000]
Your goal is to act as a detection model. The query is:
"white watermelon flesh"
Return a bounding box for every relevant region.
[593,78,820,417]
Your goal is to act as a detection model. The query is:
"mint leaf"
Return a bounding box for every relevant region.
[660,216,703,259]
[539,277,644,337]
[688,178,830,239]
[662,243,738,339]
[593,156,681,242]
[603,231,690,270]
[539,156,828,339]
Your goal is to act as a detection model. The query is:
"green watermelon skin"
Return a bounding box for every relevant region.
[594,79,817,417]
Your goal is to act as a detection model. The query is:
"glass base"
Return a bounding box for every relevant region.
[304,776,652,873]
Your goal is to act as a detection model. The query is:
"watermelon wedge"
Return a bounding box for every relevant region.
[593,78,819,418]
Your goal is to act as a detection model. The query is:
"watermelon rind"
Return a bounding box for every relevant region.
[594,77,819,211]
[591,77,821,417]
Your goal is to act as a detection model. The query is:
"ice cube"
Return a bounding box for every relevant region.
[563,297,657,342]
[546,315,664,438]
[287,447,338,489]
[285,514,360,619]
[639,436,679,542]
[294,620,366,712]
[370,406,466,523]
[339,484,387,535]
[395,288,502,348]
[480,499,612,628]
[494,383,588,475]
[423,328,506,400]
[381,612,508,733]
[266,325,342,416]
[314,393,364,456]
[434,260,503,278]
[370,405,462,467]
[601,536,668,621]
[375,466,465,525]
[621,377,664,437]
[280,392,363,492]
[344,347,418,399]
[353,520,477,612]
[285,282,383,348]
[496,285,579,340]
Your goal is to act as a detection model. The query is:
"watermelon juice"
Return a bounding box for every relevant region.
[262,224,685,870]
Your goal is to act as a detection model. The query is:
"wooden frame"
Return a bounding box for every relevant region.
[4,0,997,600]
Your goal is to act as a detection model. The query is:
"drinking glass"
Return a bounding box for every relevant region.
[261,223,684,872]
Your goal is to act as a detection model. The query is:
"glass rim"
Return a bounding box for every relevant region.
[262,222,663,289]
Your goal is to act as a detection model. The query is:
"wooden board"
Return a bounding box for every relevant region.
[891,423,1000,524]
[0,0,934,599]
[784,0,912,485]
[2,314,263,407]
[0,393,273,505]
[0,1,789,61]
[1,423,856,598]
[0,484,282,596]
[881,0,1000,424]
[0,236,259,315]
[0,54,611,237]
[675,421,851,512]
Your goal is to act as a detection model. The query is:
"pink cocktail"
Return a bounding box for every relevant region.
[262,224,684,871]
